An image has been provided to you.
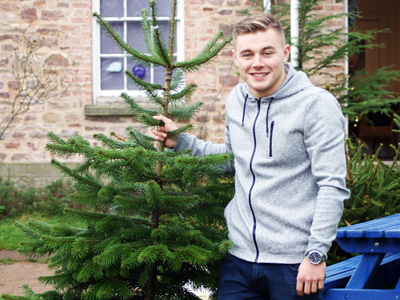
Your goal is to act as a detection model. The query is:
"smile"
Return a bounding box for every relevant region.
[252,73,268,78]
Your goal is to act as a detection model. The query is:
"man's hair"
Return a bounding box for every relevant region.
[232,13,286,47]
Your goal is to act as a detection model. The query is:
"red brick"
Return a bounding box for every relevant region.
[0,59,9,67]
[12,153,29,160]
[12,131,25,139]
[21,7,38,22]
[34,0,46,5]
[0,34,20,43]
[7,81,20,90]
[2,45,18,51]
[29,131,47,138]
[24,115,37,121]
[27,141,37,150]
[6,142,20,149]
[45,54,68,66]
[41,10,64,21]
[59,129,78,138]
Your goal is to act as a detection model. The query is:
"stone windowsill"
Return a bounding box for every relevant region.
[84,104,135,117]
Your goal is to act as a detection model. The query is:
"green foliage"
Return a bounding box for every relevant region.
[5,1,234,300]
[0,178,73,219]
[343,139,400,225]
[327,139,400,264]
[271,0,400,122]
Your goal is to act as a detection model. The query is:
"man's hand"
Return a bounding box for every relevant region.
[152,115,178,149]
[296,257,326,296]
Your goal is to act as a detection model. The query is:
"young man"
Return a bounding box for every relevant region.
[153,13,350,300]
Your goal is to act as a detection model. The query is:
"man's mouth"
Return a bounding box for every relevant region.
[252,73,268,77]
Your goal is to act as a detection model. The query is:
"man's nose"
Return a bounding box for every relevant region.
[252,54,264,67]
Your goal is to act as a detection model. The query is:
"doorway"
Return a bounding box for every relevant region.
[349,0,400,158]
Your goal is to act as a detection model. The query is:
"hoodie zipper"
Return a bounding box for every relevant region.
[249,99,261,262]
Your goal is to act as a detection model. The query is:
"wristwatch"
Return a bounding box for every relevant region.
[305,250,327,265]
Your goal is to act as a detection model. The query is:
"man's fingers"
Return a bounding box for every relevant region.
[311,280,318,294]
[296,280,304,297]
[296,279,324,296]
[318,280,324,291]
[152,128,167,141]
[152,115,164,121]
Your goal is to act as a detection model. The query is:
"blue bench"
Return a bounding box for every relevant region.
[322,214,400,299]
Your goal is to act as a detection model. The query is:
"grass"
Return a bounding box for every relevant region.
[0,213,86,251]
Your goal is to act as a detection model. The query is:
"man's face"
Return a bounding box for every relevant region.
[232,29,290,99]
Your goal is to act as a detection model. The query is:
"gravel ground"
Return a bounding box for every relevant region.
[0,250,210,299]
[0,250,54,296]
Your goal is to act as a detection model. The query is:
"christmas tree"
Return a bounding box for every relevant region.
[1,1,233,299]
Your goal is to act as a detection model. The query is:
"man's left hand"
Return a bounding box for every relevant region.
[296,257,326,296]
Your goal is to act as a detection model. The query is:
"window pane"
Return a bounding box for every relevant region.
[159,21,176,53]
[100,0,124,18]
[127,60,150,90]
[101,22,124,54]
[156,0,173,16]
[154,65,165,86]
[101,57,124,90]
[127,0,172,17]
[127,0,149,17]
[127,22,147,53]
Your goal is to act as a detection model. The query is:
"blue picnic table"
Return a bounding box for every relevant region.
[322,213,400,299]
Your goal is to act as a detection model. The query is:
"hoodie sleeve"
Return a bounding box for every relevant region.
[303,91,351,256]
[173,127,235,174]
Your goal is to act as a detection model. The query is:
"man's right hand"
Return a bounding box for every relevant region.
[152,115,178,149]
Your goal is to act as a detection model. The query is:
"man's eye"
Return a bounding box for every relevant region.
[264,52,272,56]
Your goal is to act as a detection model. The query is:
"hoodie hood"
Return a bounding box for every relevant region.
[239,62,315,135]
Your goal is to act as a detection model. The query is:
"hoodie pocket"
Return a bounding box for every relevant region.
[269,121,275,157]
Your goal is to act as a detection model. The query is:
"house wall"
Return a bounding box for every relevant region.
[0,0,345,184]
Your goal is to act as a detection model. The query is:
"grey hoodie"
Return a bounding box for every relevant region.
[174,63,350,264]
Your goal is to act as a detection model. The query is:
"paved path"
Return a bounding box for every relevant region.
[0,250,53,296]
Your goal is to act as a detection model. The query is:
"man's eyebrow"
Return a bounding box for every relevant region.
[239,46,276,55]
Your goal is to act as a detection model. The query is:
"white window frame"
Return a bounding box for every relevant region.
[92,0,185,104]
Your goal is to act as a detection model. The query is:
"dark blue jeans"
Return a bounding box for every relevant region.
[217,255,321,300]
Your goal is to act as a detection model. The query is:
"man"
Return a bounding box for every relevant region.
[153,13,349,300]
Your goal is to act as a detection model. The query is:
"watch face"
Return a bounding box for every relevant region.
[308,251,322,264]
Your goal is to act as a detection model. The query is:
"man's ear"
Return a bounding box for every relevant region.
[283,44,290,62]
[232,49,238,66]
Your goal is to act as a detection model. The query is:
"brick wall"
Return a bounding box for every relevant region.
[0,0,93,163]
[0,0,345,173]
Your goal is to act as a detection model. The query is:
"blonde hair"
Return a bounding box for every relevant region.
[232,13,286,48]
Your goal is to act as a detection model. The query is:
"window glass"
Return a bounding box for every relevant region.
[95,0,183,100]
[127,0,150,17]
[100,0,124,17]
[127,21,147,53]
[154,0,173,15]
[159,21,176,52]
[101,57,124,90]
[101,22,124,54]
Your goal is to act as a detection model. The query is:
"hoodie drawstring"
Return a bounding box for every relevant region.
[242,94,249,126]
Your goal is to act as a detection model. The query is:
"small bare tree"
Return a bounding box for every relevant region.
[0,32,69,140]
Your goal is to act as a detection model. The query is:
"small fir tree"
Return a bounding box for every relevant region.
[1,1,233,300]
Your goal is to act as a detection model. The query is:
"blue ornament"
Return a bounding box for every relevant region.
[132,64,146,78]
